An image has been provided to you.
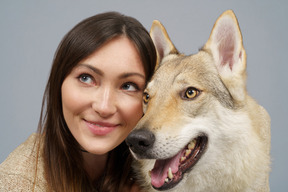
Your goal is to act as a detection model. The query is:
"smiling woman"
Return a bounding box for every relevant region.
[0,12,156,192]
[61,37,146,155]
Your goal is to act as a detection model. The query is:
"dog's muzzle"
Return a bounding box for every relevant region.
[126,128,208,190]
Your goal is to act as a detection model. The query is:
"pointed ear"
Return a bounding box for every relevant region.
[204,10,247,102]
[150,20,179,68]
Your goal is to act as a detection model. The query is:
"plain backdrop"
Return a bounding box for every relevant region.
[0,0,287,191]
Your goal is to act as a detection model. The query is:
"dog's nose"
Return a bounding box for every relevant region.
[126,129,155,154]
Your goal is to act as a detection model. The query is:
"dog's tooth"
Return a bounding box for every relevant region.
[188,140,196,150]
[165,178,169,183]
[168,168,173,179]
[185,149,192,157]
[181,156,186,162]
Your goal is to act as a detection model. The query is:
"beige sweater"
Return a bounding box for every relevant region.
[0,134,49,191]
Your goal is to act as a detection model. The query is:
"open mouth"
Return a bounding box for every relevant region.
[150,136,208,190]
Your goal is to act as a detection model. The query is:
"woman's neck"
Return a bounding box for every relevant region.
[82,151,109,181]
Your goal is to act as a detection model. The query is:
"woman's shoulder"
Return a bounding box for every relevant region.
[0,133,48,191]
[0,133,39,170]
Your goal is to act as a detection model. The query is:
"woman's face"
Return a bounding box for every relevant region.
[61,37,146,155]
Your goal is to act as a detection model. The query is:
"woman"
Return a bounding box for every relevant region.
[0,12,156,191]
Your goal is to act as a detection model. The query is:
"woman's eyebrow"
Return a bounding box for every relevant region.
[119,73,145,80]
[77,63,104,76]
[77,63,145,79]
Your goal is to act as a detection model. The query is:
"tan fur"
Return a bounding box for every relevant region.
[127,10,270,192]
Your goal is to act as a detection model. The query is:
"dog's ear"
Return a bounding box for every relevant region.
[204,10,247,102]
[150,20,179,68]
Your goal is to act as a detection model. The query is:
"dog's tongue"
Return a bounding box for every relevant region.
[150,151,183,188]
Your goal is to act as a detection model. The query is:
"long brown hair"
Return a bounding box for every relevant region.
[37,12,156,191]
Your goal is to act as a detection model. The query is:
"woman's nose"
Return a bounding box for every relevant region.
[92,87,117,118]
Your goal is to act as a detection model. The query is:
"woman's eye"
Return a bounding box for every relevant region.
[78,74,94,85]
[122,82,139,91]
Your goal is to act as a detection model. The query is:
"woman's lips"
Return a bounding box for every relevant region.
[84,120,118,136]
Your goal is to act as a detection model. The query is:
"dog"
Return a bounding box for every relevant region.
[126,10,271,192]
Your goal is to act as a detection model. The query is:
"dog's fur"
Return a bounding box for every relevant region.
[126,10,271,192]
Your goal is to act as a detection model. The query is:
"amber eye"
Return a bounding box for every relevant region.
[143,92,150,104]
[183,87,200,99]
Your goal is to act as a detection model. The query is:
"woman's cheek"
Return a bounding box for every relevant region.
[123,96,144,128]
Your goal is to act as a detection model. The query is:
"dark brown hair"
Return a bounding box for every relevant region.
[37,12,156,191]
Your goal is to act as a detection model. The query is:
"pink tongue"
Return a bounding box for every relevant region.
[150,150,184,188]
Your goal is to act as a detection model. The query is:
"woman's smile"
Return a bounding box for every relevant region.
[84,119,119,136]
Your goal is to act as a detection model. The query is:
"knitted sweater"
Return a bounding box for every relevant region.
[0,134,49,191]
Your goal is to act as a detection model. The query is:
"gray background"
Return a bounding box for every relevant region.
[0,0,287,191]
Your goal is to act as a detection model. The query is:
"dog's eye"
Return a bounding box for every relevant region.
[143,92,150,104]
[183,87,200,99]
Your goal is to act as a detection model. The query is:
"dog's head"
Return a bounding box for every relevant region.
[126,10,249,191]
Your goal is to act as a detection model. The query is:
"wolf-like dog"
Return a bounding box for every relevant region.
[126,10,271,192]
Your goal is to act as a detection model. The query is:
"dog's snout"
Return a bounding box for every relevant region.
[126,129,155,154]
